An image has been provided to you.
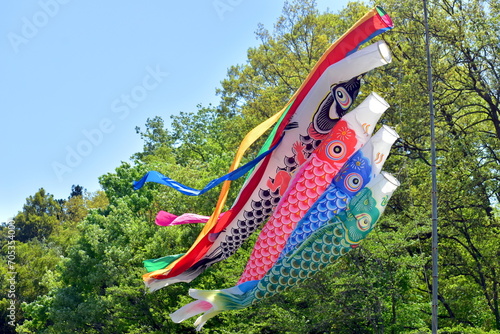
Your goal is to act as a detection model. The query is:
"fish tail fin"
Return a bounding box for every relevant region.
[170,300,213,323]
[193,310,224,331]
[170,285,254,330]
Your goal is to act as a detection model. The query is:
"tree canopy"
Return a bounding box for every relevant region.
[2,1,499,333]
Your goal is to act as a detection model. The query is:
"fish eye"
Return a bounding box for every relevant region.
[344,172,363,192]
[326,140,347,160]
[356,213,371,231]
[335,87,352,110]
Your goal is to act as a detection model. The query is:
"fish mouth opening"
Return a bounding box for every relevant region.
[377,40,392,64]
[376,6,394,28]
[381,171,401,188]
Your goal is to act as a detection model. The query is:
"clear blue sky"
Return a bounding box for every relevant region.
[0,0,351,223]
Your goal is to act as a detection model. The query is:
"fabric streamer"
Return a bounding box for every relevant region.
[140,8,394,291]
[170,172,400,331]
[155,211,223,227]
[236,95,395,284]
[133,137,283,195]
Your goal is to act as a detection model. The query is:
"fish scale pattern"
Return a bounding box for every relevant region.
[253,222,353,301]
[202,78,364,268]
[279,151,373,259]
[182,211,364,316]
[169,174,400,331]
[237,118,360,284]
[279,134,321,175]
[194,116,344,267]
[279,187,350,261]
[174,181,392,326]
[237,155,350,283]
[142,115,343,282]
[149,120,353,285]
[248,184,382,303]
[220,188,282,255]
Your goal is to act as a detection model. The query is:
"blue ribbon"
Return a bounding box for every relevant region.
[133,136,283,196]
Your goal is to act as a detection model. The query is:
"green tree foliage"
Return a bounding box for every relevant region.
[0,187,108,334]
[358,0,500,330]
[13,189,62,243]
[8,0,500,333]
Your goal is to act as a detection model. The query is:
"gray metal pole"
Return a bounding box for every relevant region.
[422,0,439,332]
